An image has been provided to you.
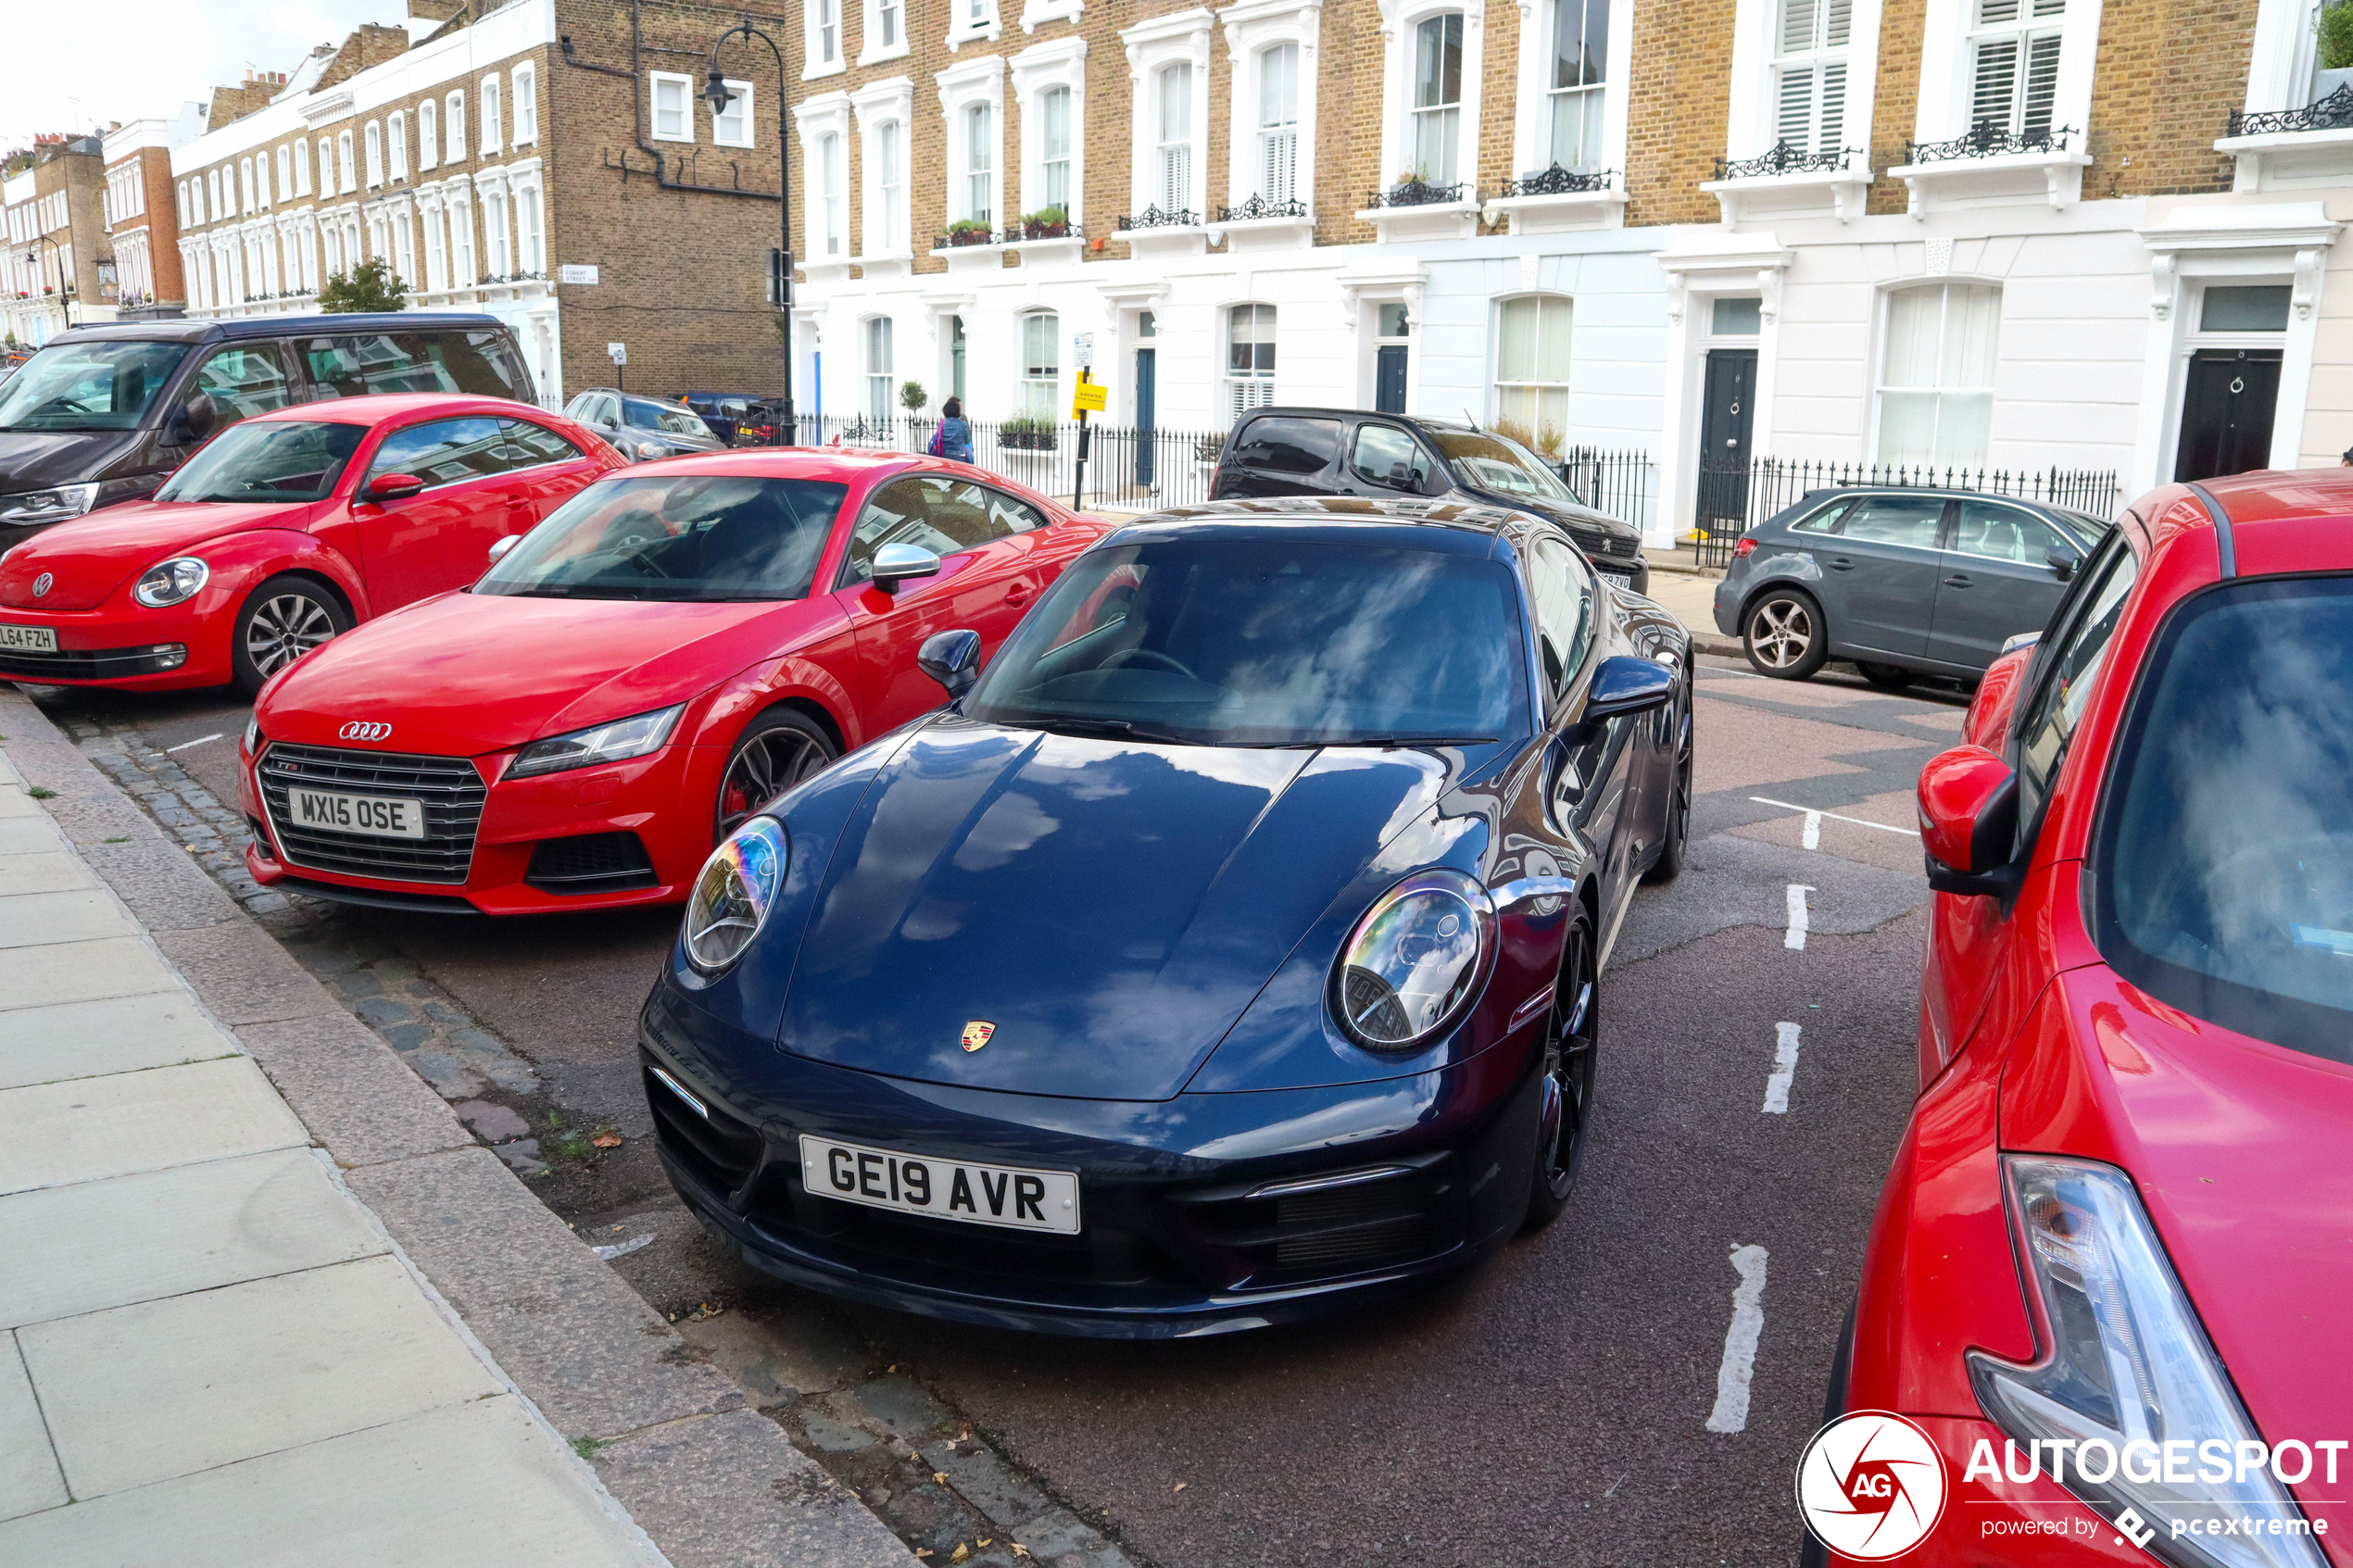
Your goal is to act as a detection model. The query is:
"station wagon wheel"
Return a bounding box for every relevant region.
[1523,910,1598,1234]
[230,575,350,696]
[715,709,837,841]
[1743,588,1828,682]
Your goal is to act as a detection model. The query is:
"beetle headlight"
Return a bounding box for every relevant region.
[1330,868,1497,1050]
[132,556,209,607]
[683,816,786,974]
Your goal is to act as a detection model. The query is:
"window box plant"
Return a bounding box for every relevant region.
[1017,206,1072,240]
[944,219,994,247]
[999,416,1060,452]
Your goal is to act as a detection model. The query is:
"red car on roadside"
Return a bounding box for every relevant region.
[1820,470,2353,1565]
[0,395,619,694]
[236,449,1106,914]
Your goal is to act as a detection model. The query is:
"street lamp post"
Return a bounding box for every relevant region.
[705,19,794,445]
[24,236,73,330]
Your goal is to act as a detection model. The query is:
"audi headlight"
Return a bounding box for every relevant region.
[684,816,786,973]
[1330,868,1497,1050]
[1969,1156,2326,1568]
[0,483,100,526]
[506,704,685,779]
[132,556,210,607]
[242,717,262,755]
[633,440,667,460]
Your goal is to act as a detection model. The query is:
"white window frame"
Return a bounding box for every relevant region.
[1226,302,1278,420]
[1770,0,1855,157]
[792,92,856,264]
[339,132,357,193]
[478,173,513,279]
[853,77,915,260]
[1012,38,1088,231]
[420,193,448,292]
[1913,0,2097,144]
[937,56,1007,232]
[419,102,438,170]
[1870,279,2004,466]
[819,132,846,257]
[1376,0,1485,198]
[1219,1,1321,216]
[649,71,694,142]
[1122,9,1213,223]
[514,171,545,276]
[276,145,293,201]
[513,63,537,144]
[807,0,847,76]
[241,158,256,213]
[949,0,1003,49]
[447,182,476,285]
[861,0,912,63]
[176,182,190,226]
[446,92,467,163]
[294,139,312,194]
[364,123,384,187]
[864,314,896,420]
[1019,309,1061,419]
[256,154,272,208]
[389,112,409,181]
[1021,0,1085,33]
[712,79,755,146]
[481,74,505,154]
[1491,292,1575,443]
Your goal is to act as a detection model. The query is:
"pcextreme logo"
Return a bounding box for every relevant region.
[1796,1411,1951,1560]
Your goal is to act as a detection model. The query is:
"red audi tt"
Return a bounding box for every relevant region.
[237,449,1106,913]
[0,395,620,693]
[1822,470,2353,1564]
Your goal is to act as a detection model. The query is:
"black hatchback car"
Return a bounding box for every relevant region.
[1211,408,1650,594]
[1710,485,2108,687]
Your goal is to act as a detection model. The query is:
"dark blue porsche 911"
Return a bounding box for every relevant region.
[637,495,1693,1336]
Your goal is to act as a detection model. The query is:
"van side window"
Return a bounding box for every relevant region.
[193,345,294,423]
[303,330,523,399]
[1351,424,1434,490]
[1233,416,1343,476]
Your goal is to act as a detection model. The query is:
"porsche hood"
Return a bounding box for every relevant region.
[776,719,1458,1101]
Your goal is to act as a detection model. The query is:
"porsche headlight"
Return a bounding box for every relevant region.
[132,556,209,607]
[506,704,685,779]
[683,816,786,973]
[1330,869,1496,1050]
[1969,1156,2326,1568]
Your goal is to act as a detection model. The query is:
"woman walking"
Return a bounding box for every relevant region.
[935,396,975,464]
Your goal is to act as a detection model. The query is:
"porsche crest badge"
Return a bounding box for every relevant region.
[961,1021,996,1053]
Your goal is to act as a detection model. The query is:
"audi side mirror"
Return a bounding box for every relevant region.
[871,542,942,594]
[2045,546,2079,583]
[366,472,426,502]
[1583,656,1676,721]
[1919,744,2022,898]
[918,628,983,698]
[487,534,522,564]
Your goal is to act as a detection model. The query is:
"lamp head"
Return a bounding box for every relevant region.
[703,70,736,116]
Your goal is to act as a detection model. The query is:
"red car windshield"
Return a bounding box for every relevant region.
[476,473,849,601]
[2093,574,2353,1062]
[157,420,368,503]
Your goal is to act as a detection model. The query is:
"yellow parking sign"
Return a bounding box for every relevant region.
[1071,381,1108,416]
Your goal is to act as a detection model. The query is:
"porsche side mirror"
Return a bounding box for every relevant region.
[918,628,983,698]
[170,392,217,445]
[487,534,522,564]
[367,472,426,502]
[1919,744,2022,898]
[872,542,942,594]
[2045,546,2080,583]
[1583,656,1676,721]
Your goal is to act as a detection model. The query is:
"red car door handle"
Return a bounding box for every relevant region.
[1005,583,1034,606]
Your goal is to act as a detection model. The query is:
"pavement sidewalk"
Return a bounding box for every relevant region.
[0,687,913,1568]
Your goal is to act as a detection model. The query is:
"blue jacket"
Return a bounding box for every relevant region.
[939,416,973,459]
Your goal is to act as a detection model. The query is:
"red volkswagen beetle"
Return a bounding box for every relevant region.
[0,395,620,693]
[1822,470,2353,1564]
[237,449,1106,914]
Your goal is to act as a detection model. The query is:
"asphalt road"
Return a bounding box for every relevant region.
[24,651,1967,1568]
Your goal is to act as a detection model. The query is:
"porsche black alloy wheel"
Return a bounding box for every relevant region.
[716,709,837,841]
[1642,672,1693,884]
[232,575,349,696]
[1743,588,1828,681]
[1523,910,1598,1233]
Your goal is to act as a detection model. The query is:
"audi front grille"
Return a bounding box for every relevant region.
[256,744,487,884]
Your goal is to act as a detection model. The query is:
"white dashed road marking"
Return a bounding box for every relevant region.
[1705,1244,1770,1434]
[1784,884,1814,949]
[164,733,224,753]
[1749,795,1920,837]
[1761,1022,1803,1114]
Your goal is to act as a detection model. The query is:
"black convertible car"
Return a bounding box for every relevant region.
[639,495,1694,1336]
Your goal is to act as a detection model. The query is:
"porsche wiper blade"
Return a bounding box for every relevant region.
[1352,735,1500,749]
[1028,716,1197,746]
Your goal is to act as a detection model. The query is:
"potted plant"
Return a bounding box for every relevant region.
[1018,205,1070,240]
[999,416,1060,452]
[945,218,993,247]
[2319,2,2353,102]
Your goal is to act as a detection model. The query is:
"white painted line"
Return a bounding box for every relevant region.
[1801,810,1821,849]
[1705,1244,1770,1434]
[1784,884,1814,949]
[1748,796,1920,837]
[164,734,224,754]
[1762,1022,1803,1113]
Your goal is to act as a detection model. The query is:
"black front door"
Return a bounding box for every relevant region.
[1135,347,1157,486]
[1375,345,1408,413]
[2174,348,2282,483]
[1696,348,1757,536]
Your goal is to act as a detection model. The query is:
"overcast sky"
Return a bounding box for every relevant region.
[2,0,406,152]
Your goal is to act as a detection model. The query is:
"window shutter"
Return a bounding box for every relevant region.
[1818,61,1847,148]
[1969,37,2019,127]
[1823,0,1852,46]
[2021,32,2061,133]
[1164,144,1190,213]
[1777,66,1817,147]
[1779,0,1817,54]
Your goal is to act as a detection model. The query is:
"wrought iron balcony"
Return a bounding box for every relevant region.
[1712,142,1859,180]
[1499,165,1616,197]
[935,224,1001,249]
[1905,121,2074,163]
[1365,178,1466,208]
[1115,205,1198,231]
[1214,194,1309,222]
[2228,82,2353,137]
[1012,218,1084,241]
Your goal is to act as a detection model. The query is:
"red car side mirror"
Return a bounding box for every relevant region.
[1918,744,2022,899]
[366,472,426,502]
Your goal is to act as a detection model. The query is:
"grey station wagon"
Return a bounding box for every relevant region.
[1710,486,2107,687]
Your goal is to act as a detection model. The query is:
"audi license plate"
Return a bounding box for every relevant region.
[286,787,427,839]
[799,1135,1081,1234]
[0,623,57,654]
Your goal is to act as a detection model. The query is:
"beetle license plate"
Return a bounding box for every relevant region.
[286,787,427,839]
[799,1135,1081,1234]
[0,623,57,654]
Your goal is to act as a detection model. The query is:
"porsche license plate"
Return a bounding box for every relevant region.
[799,1135,1081,1234]
[0,623,57,654]
[286,787,427,839]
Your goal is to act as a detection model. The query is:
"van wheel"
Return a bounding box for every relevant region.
[231,576,349,696]
[1856,661,1916,691]
[1743,588,1828,681]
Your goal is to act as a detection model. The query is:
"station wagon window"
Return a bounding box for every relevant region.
[1949,499,2066,565]
[1352,423,1436,490]
[367,417,513,488]
[1833,494,1945,548]
[192,345,295,422]
[1232,415,1341,476]
[1788,497,1857,533]
[2013,528,2138,836]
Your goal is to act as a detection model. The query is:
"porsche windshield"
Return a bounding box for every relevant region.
[965,538,1529,747]
[0,340,188,432]
[475,474,849,601]
[156,420,367,503]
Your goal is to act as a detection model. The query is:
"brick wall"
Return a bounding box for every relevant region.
[1864,0,1928,214]
[2084,0,2256,198]
[317,28,412,94]
[1622,0,1737,226]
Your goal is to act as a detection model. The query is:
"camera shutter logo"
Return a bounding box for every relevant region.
[337,721,394,743]
[31,572,52,597]
[1795,1411,1949,1560]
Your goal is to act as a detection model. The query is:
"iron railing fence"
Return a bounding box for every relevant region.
[1692,457,2126,568]
[744,411,1235,512]
[1554,446,1661,537]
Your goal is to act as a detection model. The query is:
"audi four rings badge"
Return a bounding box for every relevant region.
[339,721,394,742]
